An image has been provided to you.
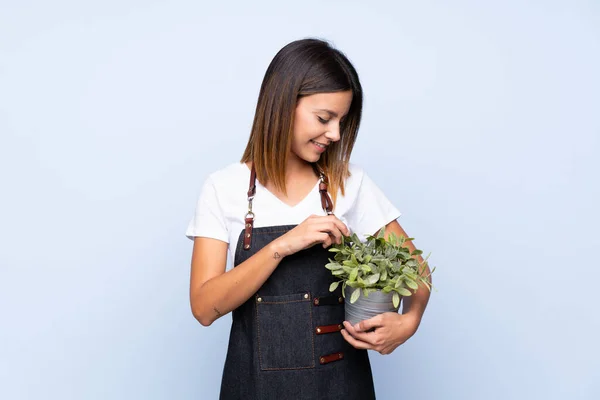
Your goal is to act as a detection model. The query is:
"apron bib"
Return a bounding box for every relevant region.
[219,165,376,400]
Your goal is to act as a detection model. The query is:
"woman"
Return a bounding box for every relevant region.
[186,38,430,399]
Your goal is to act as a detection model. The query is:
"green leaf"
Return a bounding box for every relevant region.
[332,269,345,276]
[397,287,412,296]
[349,268,358,282]
[395,278,404,289]
[350,288,361,303]
[392,292,400,309]
[364,273,380,286]
[325,263,342,270]
[328,247,341,252]
[411,249,423,256]
[381,269,388,281]
[405,279,419,290]
[329,281,340,292]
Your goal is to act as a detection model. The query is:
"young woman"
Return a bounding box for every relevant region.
[186,38,430,399]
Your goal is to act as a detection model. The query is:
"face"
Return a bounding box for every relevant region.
[290,91,353,163]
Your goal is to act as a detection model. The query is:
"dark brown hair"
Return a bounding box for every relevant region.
[240,38,363,208]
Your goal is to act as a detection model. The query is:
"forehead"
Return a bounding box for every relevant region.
[298,91,353,114]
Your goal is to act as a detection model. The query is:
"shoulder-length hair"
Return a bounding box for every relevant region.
[241,38,363,209]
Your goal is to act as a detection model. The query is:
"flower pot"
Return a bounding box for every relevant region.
[343,286,400,326]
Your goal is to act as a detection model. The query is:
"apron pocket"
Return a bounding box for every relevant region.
[255,292,315,370]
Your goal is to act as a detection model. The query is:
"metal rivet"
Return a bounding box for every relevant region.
[320,357,325,364]
[246,233,250,238]
[316,328,321,333]
[338,324,343,330]
[313,298,319,306]
[246,223,251,228]
[338,353,343,359]
[257,297,262,302]
[304,293,309,299]
[338,297,343,303]
[244,244,250,249]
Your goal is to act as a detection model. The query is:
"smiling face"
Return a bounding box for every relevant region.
[290,90,353,164]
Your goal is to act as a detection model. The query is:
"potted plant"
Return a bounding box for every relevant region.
[325,228,434,325]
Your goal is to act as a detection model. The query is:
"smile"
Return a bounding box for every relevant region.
[311,140,327,149]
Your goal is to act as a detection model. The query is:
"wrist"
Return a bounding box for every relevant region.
[269,238,290,259]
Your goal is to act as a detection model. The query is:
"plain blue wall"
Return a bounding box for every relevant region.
[1,1,598,399]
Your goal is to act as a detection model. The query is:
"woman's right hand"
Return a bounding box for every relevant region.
[273,215,351,258]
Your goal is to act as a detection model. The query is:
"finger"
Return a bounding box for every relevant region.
[328,222,344,244]
[327,216,351,236]
[343,321,378,346]
[340,329,373,350]
[314,232,331,248]
[354,314,384,333]
[326,221,345,243]
[313,222,343,244]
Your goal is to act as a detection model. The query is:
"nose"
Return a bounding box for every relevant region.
[325,122,341,142]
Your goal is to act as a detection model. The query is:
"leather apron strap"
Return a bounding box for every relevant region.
[243,163,334,250]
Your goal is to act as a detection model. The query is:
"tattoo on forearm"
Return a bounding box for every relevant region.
[273,252,281,259]
[213,307,222,317]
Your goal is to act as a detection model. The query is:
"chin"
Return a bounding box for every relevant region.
[304,153,322,163]
[291,149,321,163]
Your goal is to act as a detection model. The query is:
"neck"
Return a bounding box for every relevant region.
[285,154,316,180]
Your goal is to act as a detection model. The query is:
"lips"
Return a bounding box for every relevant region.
[311,140,327,148]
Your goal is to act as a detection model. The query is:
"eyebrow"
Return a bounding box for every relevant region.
[315,109,339,118]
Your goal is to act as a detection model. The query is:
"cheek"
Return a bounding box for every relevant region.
[294,114,321,140]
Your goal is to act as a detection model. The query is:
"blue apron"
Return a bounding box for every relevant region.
[219,165,376,399]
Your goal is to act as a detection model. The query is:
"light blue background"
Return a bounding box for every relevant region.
[1,1,598,399]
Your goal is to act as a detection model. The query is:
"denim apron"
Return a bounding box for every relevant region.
[219,165,376,400]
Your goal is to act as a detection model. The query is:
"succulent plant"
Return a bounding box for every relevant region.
[326,227,434,308]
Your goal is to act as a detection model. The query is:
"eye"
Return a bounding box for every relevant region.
[317,116,330,124]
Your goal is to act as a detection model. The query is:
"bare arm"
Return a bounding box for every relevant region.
[189,215,350,327]
[189,237,287,326]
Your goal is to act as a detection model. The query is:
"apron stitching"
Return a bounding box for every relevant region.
[255,295,263,370]
[259,300,310,304]
[309,291,316,368]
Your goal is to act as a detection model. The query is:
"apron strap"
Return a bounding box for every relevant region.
[243,163,334,250]
[243,166,257,250]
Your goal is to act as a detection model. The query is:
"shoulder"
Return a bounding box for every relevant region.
[204,162,249,190]
[337,162,387,205]
[195,162,249,208]
[346,162,365,182]
[343,162,367,193]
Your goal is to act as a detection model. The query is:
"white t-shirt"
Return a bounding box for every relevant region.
[185,162,401,270]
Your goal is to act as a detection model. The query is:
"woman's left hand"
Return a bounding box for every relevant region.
[340,312,421,355]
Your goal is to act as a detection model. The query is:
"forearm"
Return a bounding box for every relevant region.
[192,240,286,326]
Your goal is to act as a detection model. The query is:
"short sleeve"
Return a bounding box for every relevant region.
[346,171,401,239]
[185,176,229,242]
